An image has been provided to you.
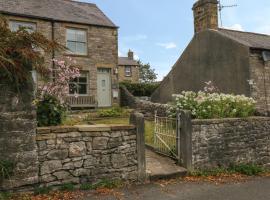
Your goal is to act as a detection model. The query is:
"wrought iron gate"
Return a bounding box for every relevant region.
[153,112,181,161]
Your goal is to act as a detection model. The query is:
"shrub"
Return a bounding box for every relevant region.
[168,91,256,119]
[33,186,52,195]
[37,94,67,127]
[229,164,265,176]
[120,82,159,97]
[80,183,95,191]
[79,179,122,191]
[190,164,266,177]
[97,107,127,118]
[190,167,230,177]
[59,183,75,191]
[36,59,80,127]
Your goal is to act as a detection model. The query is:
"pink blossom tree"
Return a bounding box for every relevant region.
[38,57,80,103]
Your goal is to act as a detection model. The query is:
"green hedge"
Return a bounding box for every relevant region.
[120,82,159,97]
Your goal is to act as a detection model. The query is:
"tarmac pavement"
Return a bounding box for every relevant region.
[82,177,270,200]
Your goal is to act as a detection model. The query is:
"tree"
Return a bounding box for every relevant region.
[138,60,157,83]
[0,16,62,90]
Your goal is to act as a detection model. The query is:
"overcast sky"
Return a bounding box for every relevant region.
[78,0,270,80]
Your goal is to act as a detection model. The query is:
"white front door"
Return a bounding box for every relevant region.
[97,68,112,107]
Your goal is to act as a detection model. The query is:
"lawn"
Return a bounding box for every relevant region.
[92,117,129,125]
[93,117,155,146]
[63,107,155,146]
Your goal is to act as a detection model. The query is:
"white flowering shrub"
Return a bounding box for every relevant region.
[168,91,256,119]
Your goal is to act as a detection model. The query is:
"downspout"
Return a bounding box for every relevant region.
[263,63,269,116]
[51,21,55,79]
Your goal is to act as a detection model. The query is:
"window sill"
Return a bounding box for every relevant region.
[68,94,89,97]
[64,53,89,58]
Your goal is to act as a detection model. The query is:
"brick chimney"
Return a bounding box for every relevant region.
[128,50,134,60]
[192,0,218,33]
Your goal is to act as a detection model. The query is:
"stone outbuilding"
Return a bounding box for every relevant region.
[151,0,270,115]
[118,50,140,83]
[0,0,119,108]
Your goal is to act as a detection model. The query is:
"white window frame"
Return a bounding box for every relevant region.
[69,71,89,96]
[9,20,36,33]
[66,28,87,55]
[125,66,132,77]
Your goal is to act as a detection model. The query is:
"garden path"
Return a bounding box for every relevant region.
[145,149,187,180]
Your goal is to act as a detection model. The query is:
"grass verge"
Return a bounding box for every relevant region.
[190,164,267,177]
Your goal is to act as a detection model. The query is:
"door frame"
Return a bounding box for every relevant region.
[97,68,112,107]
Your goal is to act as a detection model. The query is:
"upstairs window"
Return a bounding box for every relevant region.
[69,72,89,95]
[66,28,87,55]
[125,66,132,77]
[9,20,36,33]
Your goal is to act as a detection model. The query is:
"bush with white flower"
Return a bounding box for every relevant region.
[168,91,256,119]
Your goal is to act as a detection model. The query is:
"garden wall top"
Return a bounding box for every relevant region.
[191,116,270,125]
[37,124,136,134]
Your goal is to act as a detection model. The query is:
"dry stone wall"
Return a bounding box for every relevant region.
[191,117,270,169]
[249,51,270,116]
[36,125,138,187]
[0,80,39,190]
[120,86,170,117]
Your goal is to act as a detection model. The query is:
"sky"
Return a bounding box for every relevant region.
[78,0,270,80]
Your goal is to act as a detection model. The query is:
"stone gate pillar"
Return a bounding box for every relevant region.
[0,77,39,190]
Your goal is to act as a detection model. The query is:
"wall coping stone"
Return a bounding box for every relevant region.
[75,124,111,132]
[192,116,270,125]
[37,124,135,134]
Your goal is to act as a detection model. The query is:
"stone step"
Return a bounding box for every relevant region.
[146,149,188,181]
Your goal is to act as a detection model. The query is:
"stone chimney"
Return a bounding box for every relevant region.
[128,50,134,60]
[192,0,218,33]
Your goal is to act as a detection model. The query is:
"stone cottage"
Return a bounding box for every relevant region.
[0,0,119,108]
[118,50,140,83]
[151,0,270,115]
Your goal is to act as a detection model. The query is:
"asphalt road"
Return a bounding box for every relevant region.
[83,177,270,200]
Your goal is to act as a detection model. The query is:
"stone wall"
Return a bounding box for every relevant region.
[36,124,139,187]
[249,50,270,116]
[191,117,270,169]
[120,85,170,117]
[0,81,39,190]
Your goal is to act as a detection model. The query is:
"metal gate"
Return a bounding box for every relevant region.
[153,112,181,161]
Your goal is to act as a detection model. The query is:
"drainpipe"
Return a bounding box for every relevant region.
[51,21,55,80]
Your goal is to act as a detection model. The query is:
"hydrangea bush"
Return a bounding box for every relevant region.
[168,91,256,119]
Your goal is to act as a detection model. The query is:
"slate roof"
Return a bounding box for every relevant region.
[0,0,117,28]
[118,57,139,66]
[218,28,270,50]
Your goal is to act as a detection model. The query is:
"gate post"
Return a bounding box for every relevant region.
[179,110,193,170]
[176,112,181,165]
[130,112,146,182]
